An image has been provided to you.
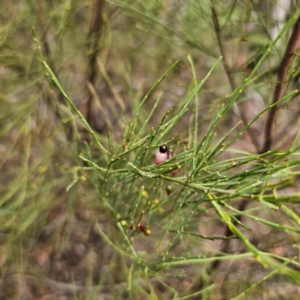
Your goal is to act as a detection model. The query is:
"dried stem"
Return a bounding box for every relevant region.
[261,14,300,153]
[86,0,105,131]
[211,6,235,91]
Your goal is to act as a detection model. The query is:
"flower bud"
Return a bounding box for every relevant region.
[166,185,172,196]
[143,228,152,236]
[138,224,152,236]
[120,220,128,227]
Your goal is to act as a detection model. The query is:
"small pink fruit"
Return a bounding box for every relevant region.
[155,145,168,164]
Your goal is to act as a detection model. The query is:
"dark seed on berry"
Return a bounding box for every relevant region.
[159,145,168,153]
[155,145,168,164]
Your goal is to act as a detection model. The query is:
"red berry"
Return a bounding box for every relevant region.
[171,170,177,175]
[138,224,146,232]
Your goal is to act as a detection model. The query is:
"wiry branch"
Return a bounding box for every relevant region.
[198,8,300,296]
[211,5,261,152]
[261,14,300,153]
[86,0,105,131]
[211,6,235,91]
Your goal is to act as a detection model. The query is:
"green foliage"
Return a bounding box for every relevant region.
[2,0,300,299]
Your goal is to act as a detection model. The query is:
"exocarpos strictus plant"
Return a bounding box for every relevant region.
[2,1,300,299]
[31,6,300,298]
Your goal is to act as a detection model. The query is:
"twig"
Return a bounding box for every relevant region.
[211,6,235,91]
[194,9,300,296]
[261,14,300,153]
[86,0,105,131]
[211,5,261,152]
[211,8,300,282]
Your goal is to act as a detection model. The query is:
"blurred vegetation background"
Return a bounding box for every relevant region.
[1,0,300,299]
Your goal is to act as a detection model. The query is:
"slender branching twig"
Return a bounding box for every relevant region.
[261,15,300,153]
[196,9,300,296]
[211,5,261,152]
[86,0,106,132]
